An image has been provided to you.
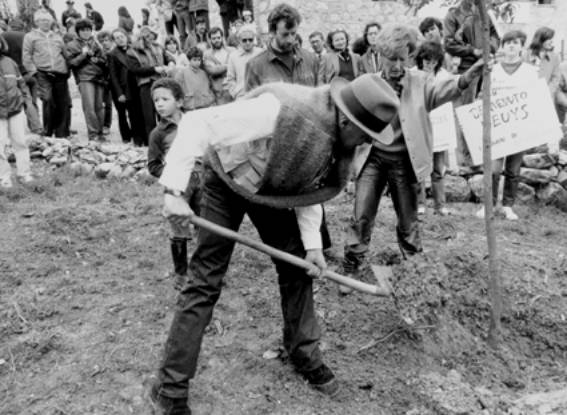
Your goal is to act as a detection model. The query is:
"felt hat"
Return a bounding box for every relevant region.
[330,74,400,144]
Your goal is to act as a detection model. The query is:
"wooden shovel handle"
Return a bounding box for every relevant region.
[190,216,391,297]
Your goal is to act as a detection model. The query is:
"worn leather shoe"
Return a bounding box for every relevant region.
[148,380,191,415]
[301,364,340,397]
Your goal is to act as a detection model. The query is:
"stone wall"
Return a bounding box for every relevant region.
[253,0,416,41]
[248,0,567,59]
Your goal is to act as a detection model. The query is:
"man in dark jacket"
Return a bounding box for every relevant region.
[245,3,339,257]
[65,18,106,141]
[1,18,42,134]
[84,2,104,31]
[61,0,81,27]
[108,28,145,144]
[23,9,70,138]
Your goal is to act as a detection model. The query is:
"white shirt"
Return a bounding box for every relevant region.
[159,92,323,250]
[225,46,263,99]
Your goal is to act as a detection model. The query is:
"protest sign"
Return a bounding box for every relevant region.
[455,79,562,166]
[430,101,458,170]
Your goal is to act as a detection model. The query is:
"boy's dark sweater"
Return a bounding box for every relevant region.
[147,118,179,178]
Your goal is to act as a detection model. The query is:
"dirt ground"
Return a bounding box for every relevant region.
[1,153,566,414]
[1,94,567,414]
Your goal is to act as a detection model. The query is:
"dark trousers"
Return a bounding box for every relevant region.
[24,78,42,133]
[139,83,156,146]
[417,151,447,210]
[36,71,70,138]
[493,151,523,207]
[103,87,112,129]
[157,165,323,399]
[78,81,104,140]
[112,96,144,144]
[165,14,176,36]
[175,9,192,48]
[344,147,421,271]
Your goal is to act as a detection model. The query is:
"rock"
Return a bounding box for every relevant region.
[75,149,104,165]
[262,349,280,360]
[99,143,128,155]
[520,167,559,185]
[512,387,567,415]
[558,150,567,166]
[107,164,123,179]
[94,162,114,179]
[121,166,137,179]
[81,163,94,176]
[537,182,567,211]
[522,153,555,169]
[516,182,536,203]
[30,150,43,159]
[134,168,156,185]
[69,161,84,177]
[49,156,68,166]
[467,174,484,201]
[557,169,567,189]
[444,175,471,202]
[42,147,54,158]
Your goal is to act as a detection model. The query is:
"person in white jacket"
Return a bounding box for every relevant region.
[476,30,539,221]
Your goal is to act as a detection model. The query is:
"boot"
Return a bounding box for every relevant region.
[170,237,188,290]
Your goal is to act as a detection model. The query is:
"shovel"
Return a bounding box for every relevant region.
[190,216,393,296]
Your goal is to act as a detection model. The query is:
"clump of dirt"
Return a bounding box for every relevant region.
[391,250,489,328]
[390,248,567,369]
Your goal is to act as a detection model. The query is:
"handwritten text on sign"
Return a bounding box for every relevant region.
[455,79,562,165]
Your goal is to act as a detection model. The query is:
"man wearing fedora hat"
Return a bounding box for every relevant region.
[146,74,400,414]
[341,24,486,288]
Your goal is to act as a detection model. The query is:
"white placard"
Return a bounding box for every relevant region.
[455,79,562,166]
[431,102,457,153]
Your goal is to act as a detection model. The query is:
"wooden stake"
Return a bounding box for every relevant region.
[475,0,502,347]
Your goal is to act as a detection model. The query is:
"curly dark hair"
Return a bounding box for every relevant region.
[74,18,93,33]
[151,77,184,102]
[418,17,442,37]
[267,3,301,33]
[209,26,224,38]
[415,40,444,74]
[186,46,203,60]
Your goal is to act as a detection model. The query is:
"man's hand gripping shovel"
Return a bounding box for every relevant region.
[163,194,392,296]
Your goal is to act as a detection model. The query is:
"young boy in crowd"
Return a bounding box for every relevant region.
[96,30,114,135]
[174,46,215,111]
[147,78,202,289]
[476,30,539,221]
[65,18,106,141]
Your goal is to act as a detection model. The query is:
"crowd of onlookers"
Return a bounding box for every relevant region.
[0,0,565,210]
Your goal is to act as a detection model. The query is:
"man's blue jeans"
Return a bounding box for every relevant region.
[157,164,323,398]
[344,147,422,272]
[78,81,104,140]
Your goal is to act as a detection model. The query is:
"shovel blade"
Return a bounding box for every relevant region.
[370,265,393,296]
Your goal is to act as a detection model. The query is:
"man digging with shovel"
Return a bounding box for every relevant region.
[148,74,400,414]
